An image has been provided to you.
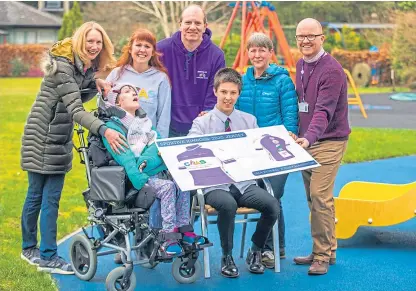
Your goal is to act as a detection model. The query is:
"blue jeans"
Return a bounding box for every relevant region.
[21,172,65,260]
[263,173,289,251]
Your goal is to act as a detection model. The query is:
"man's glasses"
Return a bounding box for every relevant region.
[295,34,323,41]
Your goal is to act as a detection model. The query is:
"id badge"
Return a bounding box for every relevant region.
[299,102,309,113]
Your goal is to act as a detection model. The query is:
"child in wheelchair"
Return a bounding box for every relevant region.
[103,83,207,255]
[69,84,210,290]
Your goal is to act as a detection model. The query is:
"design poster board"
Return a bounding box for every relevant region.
[156,126,320,191]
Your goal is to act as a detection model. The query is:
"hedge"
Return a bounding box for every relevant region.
[0,44,50,77]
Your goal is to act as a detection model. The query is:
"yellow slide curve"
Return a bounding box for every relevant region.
[334,181,416,239]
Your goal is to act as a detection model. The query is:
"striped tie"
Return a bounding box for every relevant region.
[225,118,231,132]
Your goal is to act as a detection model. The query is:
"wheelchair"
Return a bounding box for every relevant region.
[69,90,212,291]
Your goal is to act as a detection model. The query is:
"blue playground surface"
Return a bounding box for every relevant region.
[54,156,416,291]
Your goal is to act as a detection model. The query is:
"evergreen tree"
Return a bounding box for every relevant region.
[58,2,83,40]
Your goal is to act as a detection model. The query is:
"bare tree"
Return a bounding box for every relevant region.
[132,1,230,38]
[82,1,148,43]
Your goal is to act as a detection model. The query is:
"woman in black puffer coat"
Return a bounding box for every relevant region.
[20,22,126,274]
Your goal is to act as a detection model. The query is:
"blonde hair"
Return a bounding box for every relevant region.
[72,21,116,75]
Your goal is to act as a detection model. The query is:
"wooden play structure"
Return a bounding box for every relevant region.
[219,1,368,119]
[335,181,416,239]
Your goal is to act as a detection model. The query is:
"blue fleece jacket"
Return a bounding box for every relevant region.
[102,120,167,190]
[237,64,299,134]
[157,28,226,134]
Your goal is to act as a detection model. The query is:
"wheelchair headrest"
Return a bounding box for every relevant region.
[97,91,148,120]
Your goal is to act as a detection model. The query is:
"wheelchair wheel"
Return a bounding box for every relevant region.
[69,234,97,281]
[105,267,136,291]
[171,257,202,284]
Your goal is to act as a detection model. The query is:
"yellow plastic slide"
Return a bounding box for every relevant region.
[334,181,416,239]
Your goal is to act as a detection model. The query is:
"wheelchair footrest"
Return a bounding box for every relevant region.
[157,232,182,241]
[182,241,213,253]
[195,242,213,249]
[178,224,194,233]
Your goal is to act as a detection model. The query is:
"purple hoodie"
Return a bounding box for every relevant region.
[157,28,226,134]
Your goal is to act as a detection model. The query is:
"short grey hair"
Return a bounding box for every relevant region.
[246,32,273,50]
[214,68,242,93]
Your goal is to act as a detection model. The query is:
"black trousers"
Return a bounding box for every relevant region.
[263,173,289,251]
[204,184,279,255]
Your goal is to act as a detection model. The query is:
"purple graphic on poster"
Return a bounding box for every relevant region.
[177,144,236,186]
[156,126,320,191]
[259,134,295,161]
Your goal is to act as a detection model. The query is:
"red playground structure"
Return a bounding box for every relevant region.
[219,1,296,81]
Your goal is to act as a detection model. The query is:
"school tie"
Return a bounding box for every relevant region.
[225,118,231,132]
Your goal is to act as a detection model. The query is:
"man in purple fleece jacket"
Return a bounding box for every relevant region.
[292,18,350,276]
[156,5,226,137]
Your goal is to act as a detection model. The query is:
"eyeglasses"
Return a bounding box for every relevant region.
[295,34,323,41]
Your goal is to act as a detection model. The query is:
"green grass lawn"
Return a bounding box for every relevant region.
[1,78,416,291]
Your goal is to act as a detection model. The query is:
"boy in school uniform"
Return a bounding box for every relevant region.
[188,68,280,278]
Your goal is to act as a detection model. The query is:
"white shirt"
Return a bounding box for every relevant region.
[188,106,259,194]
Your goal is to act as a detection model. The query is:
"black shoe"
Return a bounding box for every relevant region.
[246,249,265,274]
[221,255,239,278]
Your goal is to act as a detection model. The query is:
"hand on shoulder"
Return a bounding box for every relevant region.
[198,111,209,117]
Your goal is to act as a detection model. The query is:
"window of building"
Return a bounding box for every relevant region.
[45,1,62,10]
[15,31,25,44]
[26,31,37,44]
[38,30,57,44]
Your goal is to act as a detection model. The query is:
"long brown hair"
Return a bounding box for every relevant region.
[116,28,169,82]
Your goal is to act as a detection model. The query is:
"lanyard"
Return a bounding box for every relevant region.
[300,52,327,102]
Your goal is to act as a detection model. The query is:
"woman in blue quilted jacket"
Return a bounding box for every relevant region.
[236,32,299,268]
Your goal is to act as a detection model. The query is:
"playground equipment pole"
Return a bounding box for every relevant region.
[239,1,247,73]
[219,2,240,49]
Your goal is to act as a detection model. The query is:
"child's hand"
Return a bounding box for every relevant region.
[139,161,147,172]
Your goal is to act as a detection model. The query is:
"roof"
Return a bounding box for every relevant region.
[323,23,395,29]
[0,1,62,28]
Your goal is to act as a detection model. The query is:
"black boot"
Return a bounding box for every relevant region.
[221,254,239,278]
[246,249,265,274]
